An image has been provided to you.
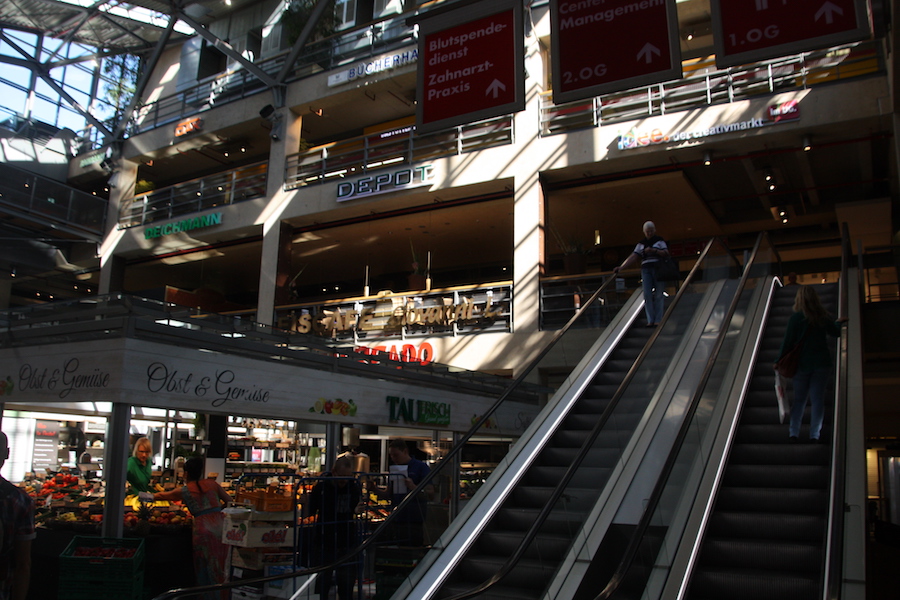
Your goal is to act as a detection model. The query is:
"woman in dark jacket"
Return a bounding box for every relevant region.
[777,285,845,443]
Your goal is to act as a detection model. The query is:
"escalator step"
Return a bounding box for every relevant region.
[510,485,604,512]
[715,486,827,514]
[537,446,621,467]
[453,554,561,592]
[696,538,823,572]
[689,567,819,600]
[706,511,826,541]
[728,443,829,466]
[721,464,830,488]
[477,529,573,560]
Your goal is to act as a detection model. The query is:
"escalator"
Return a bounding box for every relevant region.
[682,283,839,600]
[397,239,748,600]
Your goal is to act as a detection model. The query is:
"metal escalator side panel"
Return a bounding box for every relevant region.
[547,279,749,600]
[659,277,781,600]
[395,290,647,600]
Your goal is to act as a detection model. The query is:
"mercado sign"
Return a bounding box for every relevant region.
[327,48,418,87]
[617,100,799,150]
[336,165,434,201]
[144,212,223,239]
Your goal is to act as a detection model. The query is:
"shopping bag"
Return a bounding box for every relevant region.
[774,371,790,424]
[774,341,803,378]
[656,257,680,281]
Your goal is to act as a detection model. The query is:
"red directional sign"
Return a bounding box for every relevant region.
[550,0,682,104]
[416,1,524,134]
[712,0,869,68]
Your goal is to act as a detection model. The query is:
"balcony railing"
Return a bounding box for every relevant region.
[129,13,419,135]
[284,115,514,189]
[118,161,267,228]
[539,41,881,135]
[0,162,107,239]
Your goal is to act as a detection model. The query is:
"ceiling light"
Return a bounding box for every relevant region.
[802,135,812,152]
[703,151,711,166]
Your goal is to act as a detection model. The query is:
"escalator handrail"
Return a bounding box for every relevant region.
[592,231,768,600]
[151,251,629,599]
[441,237,736,600]
[823,222,852,600]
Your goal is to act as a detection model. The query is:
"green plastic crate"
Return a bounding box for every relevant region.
[58,536,145,600]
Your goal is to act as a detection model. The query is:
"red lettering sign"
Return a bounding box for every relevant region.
[711,0,869,68]
[550,0,681,103]
[416,1,524,133]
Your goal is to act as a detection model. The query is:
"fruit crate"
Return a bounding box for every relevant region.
[58,536,145,600]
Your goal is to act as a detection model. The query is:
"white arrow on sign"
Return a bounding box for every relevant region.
[637,43,661,64]
[486,79,506,98]
[815,1,844,24]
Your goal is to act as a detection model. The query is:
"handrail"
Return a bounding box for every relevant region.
[150,238,634,600]
[591,232,766,600]
[823,222,852,599]
[441,237,726,600]
[153,239,632,600]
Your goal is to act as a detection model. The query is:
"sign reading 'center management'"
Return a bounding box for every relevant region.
[550,0,681,103]
[416,0,524,134]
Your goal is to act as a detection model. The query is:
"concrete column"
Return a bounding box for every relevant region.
[257,109,303,325]
[101,402,131,538]
[99,159,139,295]
[510,32,546,336]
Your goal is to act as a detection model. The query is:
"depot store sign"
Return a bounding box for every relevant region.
[337,165,434,201]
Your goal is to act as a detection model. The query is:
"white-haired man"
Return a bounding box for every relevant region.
[614,221,669,326]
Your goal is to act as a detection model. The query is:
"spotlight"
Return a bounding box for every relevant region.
[703,151,712,166]
[259,104,276,119]
[802,135,812,152]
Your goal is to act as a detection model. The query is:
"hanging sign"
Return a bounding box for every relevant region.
[415,0,524,133]
[550,0,682,103]
[711,0,869,68]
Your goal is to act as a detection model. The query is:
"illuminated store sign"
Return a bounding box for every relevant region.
[328,49,419,87]
[175,117,203,137]
[386,395,451,426]
[618,100,800,150]
[144,212,223,239]
[336,165,434,201]
[276,286,512,341]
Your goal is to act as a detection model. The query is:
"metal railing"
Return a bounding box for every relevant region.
[117,161,267,228]
[284,115,514,189]
[129,13,419,136]
[539,41,881,136]
[0,161,107,239]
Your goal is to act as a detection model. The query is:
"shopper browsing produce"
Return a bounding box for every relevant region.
[153,457,231,600]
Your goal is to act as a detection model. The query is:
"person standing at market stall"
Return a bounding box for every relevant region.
[381,439,432,546]
[154,457,231,600]
[307,456,365,600]
[126,436,153,494]
[0,430,34,600]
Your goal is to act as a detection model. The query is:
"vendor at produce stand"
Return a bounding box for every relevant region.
[0,430,34,600]
[126,436,153,494]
